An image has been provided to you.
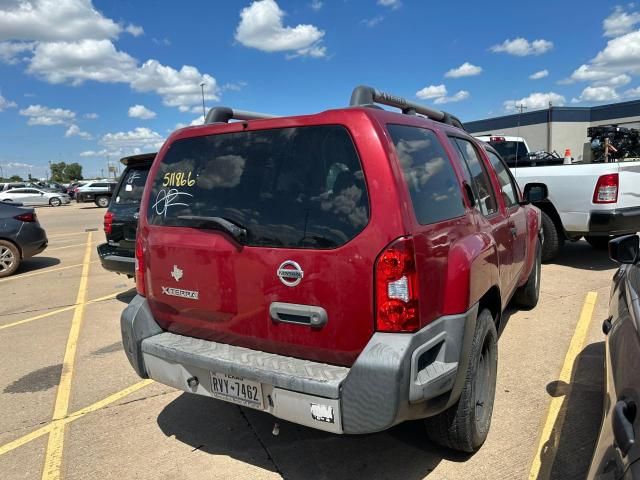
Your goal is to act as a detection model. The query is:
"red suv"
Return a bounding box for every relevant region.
[121,86,543,452]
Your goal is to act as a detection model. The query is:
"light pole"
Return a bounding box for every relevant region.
[0,164,3,180]
[199,81,206,123]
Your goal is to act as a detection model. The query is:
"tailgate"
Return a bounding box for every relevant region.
[617,161,640,209]
[143,124,387,366]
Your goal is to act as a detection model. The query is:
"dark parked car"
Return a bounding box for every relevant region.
[121,86,544,453]
[0,202,48,277]
[589,234,640,479]
[97,153,155,276]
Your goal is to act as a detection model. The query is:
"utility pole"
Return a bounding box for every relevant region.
[514,103,527,169]
[200,81,206,123]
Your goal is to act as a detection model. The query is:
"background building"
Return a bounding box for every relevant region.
[465,100,640,162]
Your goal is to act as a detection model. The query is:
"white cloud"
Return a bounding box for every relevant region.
[362,15,384,28]
[131,60,219,110]
[434,90,470,104]
[0,0,121,42]
[0,94,17,111]
[64,124,92,139]
[100,127,164,151]
[491,37,553,56]
[84,112,98,119]
[595,73,631,87]
[567,30,640,84]
[604,6,640,38]
[310,0,322,11]
[378,0,401,9]
[574,86,620,103]
[79,149,108,157]
[503,92,565,111]
[221,81,247,92]
[27,39,137,85]
[19,104,75,125]
[416,84,447,100]
[124,24,144,37]
[128,104,156,120]
[235,0,326,57]
[445,62,482,78]
[625,86,640,98]
[529,69,549,80]
[0,41,34,64]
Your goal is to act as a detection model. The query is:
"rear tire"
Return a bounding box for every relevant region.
[425,309,498,453]
[0,240,20,278]
[541,211,563,263]
[514,239,541,310]
[95,196,109,208]
[584,235,613,250]
[49,197,61,207]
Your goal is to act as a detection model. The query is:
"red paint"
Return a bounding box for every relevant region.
[137,108,540,366]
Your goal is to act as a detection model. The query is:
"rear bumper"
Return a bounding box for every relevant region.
[588,206,640,236]
[17,224,48,258]
[97,243,135,275]
[121,295,477,434]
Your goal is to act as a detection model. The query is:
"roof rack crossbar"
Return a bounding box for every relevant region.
[349,85,465,130]
[205,106,277,124]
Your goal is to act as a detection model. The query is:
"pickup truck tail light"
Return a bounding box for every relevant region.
[103,211,113,234]
[375,236,420,332]
[14,212,36,222]
[135,236,146,297]
[593,173,619,204]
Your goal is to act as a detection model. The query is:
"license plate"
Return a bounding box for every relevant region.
[209,372,264,410]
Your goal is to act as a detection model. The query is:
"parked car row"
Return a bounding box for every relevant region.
[0,188,71,207]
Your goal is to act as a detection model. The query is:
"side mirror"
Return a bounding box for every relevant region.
[609,235,639,264]
[521,183,548,204]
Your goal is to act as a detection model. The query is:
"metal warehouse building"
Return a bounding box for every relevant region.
[465,99,640,162]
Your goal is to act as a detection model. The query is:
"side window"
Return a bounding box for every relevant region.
[451,138,498,216]
[387,124,464,225]
[485,150,520,208]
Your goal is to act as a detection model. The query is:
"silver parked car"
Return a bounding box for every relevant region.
[0,187,71,207]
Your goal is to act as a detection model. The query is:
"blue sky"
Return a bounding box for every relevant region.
[0,0,636,178]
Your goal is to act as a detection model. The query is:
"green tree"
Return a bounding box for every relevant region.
[49,162,83,182]
[8,175,23,182]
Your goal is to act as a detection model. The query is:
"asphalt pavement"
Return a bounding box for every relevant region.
[0,203,614,479]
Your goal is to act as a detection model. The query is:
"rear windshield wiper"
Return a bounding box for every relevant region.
[177,215,248,244]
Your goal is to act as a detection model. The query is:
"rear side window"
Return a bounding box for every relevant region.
[147,125,369,249]
[387,125,464,225]
[115,167,149,205]
[485,150,520,208]
[451,138,498,217]
[490,140,528,166]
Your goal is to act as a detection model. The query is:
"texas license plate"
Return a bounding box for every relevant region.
[209,372,264,410]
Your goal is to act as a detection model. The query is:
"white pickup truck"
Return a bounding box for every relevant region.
[477,135,640,262]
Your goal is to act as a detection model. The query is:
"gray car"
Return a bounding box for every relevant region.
[0,202,48,277]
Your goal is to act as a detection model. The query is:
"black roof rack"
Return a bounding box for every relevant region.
[205,107,277,124]
[349,85,465,130]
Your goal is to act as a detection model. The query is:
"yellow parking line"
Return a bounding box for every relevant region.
[0,261,99,284]
[46,241,100,252]
[528,291,598,480]
[42,232,92,480]
[0,380,153,457]
[0,292,123,331]
[46,232,90,239]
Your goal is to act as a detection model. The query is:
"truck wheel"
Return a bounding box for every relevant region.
[514,239,541,310]
[584,235,613,250]
[0,240,20,278]
[95,196,110,208]
[541,211,563,263]
[425,309,498,453]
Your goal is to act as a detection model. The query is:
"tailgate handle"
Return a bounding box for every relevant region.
[269,302,328,328]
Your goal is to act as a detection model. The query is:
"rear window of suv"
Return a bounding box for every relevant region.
[115,167,150,205]
[147,125,370,249]
[387,124,464,225]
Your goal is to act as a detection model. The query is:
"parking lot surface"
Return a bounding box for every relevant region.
[0,203,615,479]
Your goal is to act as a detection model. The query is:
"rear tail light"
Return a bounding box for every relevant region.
[135,236,146,297]
[490,136,506,143]
[593,173,618,204]
[103,211,114,234]
[375,236,420,332]
[14,212,36,222]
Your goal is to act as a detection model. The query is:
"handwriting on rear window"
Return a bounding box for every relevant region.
[127,171,141,184]
[163,172,195,187]
[152,188,193,217]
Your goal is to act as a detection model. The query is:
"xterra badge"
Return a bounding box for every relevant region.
[161,286,199,300]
